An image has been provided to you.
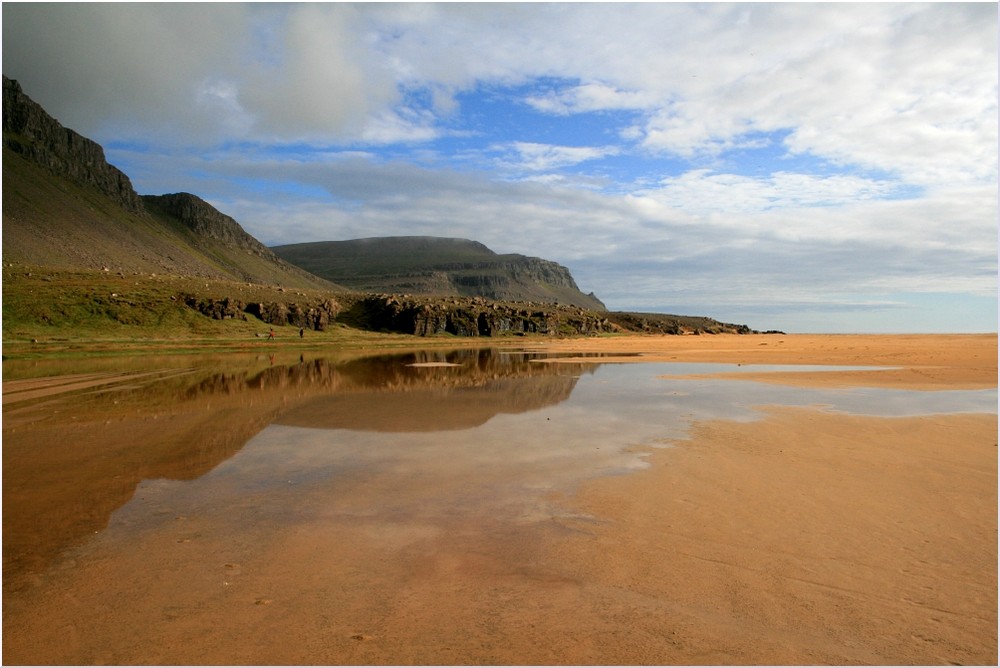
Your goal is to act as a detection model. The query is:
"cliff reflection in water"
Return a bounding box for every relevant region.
[2,349,592,586]
[276,355,589,432]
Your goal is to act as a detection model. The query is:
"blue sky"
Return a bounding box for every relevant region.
[3,2,997,333]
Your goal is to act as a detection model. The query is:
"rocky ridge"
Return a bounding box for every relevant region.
[3,76,336,289]
[3,76,143,213]
[183,290,753,337]
[141,192,293,261]
[272,237,607,311]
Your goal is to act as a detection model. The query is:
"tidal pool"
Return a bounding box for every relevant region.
[3,348,996,664]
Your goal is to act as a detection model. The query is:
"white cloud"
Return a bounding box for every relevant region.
[525,82,655,115]
[173,150,992,296]
[2,3,253,140]
[238,5,403,141]
[359,108,441,145]
[492,142,620,172]
[6,3,995,187]
[634,170,902,216]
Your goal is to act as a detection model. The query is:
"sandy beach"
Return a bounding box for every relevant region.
[524,333,998,663]
[3,333,996,665]
[529,332,998,389]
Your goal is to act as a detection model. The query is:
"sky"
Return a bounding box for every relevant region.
[3,2,997,333]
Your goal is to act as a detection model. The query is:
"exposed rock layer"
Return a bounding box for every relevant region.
[182,291,754,337]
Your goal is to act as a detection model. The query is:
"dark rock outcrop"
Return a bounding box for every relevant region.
[2,76,144,213]
[605,311,753,335]
[184,294,342,331]
[183,296,249,321]
[338,294,612,337]
[182,290,756,338]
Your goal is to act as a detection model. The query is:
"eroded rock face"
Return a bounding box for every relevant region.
[3,76,144,213]
[183,291,756,337]
[186,296,342,330]
[340,294,612,337]
[184,296,249,321]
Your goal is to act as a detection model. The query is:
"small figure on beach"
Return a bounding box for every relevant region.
[268,328,275,340]
[299,327,304,338]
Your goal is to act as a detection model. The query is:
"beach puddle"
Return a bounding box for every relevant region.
[3,349,996,664]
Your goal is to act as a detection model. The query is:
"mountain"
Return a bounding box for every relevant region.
[2,75,761,339]
[2,76,336,290]
[272,236,607,311]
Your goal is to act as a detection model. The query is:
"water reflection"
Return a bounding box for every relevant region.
[1,349,594,583]
[275,349,593,432]
[3,350,996,592]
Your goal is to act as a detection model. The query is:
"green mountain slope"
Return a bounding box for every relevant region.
[2,76,337,291]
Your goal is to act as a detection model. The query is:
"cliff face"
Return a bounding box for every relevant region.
[180,290,755,337]
[340,294,612,337]
[273,237,607,311]
[2,76,143,213]
[450,256,605,309]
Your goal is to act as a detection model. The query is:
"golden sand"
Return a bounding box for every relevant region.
[3,334,996,664]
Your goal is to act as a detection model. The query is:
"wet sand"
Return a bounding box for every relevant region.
[2,334,996,665]
[551,409,997,664]
[529,332,998,389]
[533,333,998,663]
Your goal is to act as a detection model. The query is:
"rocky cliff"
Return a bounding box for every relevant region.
[3,76,337,289]
[273,237,607,310]
[338,294,612,337]
[142,192,283,258]
[3,76,143,213]
[181,289,755,337]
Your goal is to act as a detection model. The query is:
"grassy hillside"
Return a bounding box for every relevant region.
[3,147,189,274]
[0,266,433,359]
[2,265,755,361]
[2,147,338,291]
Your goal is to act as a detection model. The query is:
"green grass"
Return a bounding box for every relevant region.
[0,266,546,360]
[2,265,753,362]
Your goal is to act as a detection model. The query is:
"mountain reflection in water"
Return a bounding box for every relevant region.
[3,349,996,594]
[2,349,594,583]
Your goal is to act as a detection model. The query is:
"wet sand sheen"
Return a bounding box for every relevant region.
[2,334,996,665]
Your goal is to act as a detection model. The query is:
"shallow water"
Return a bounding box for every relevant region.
[3,348,996,663]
